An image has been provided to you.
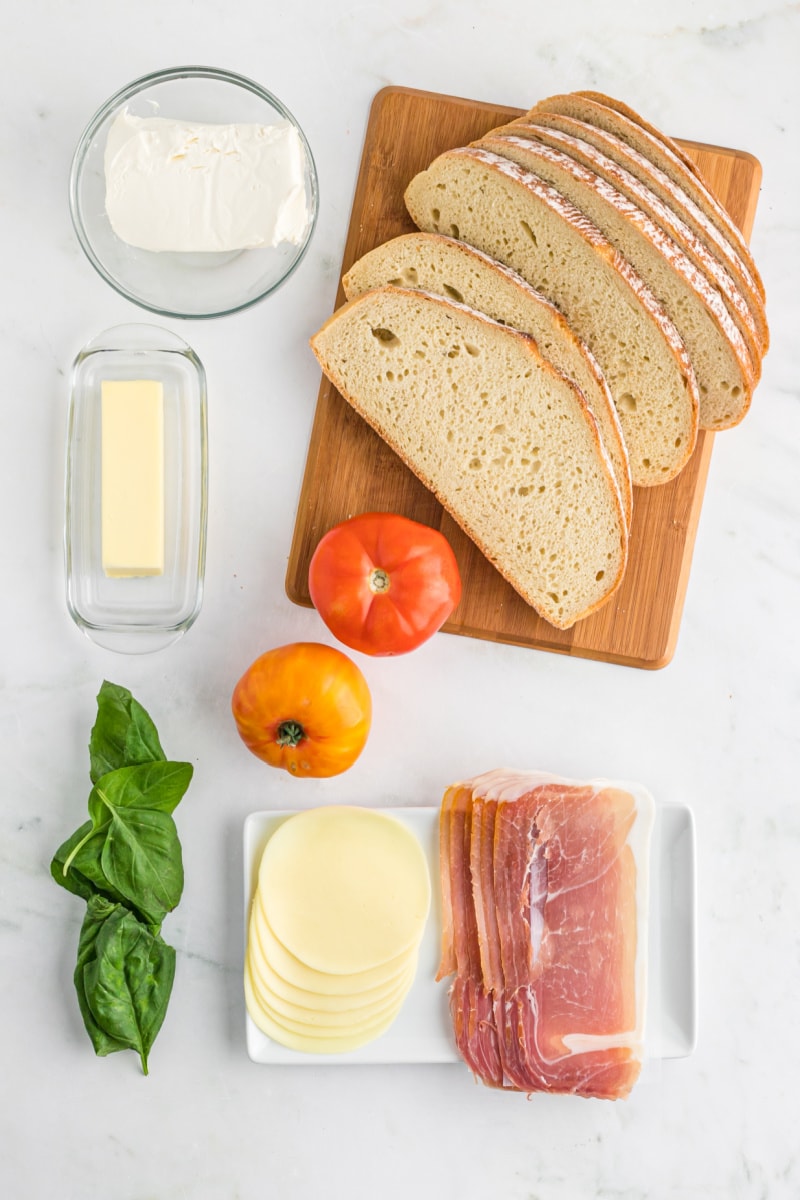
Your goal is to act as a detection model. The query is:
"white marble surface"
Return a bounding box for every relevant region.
[2,1,799,1197]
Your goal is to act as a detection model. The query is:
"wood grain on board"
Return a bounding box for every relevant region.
[286,87,764,668]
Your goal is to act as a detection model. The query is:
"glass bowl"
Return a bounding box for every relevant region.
[69,66,319,319]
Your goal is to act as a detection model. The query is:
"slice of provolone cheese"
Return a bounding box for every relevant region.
[249,908,415,1012]
[247,952,415,1031]
[244,964,405,1053]
[258,807,431,974]
[253,900,414,995]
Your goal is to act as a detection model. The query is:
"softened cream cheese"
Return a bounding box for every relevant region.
[104,110,310,253]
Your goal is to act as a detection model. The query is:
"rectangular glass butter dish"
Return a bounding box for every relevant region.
[65,324,208,653]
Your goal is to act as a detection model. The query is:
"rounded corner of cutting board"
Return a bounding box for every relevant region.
[284,567,313,610]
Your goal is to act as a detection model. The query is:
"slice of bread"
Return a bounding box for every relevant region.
[499,121,767,363]
[508,112,768,352]
[475,133,755,430]
[404,146,698,487]
[310,286,628,629]
[576,90,707,180]
[343,232,632,527]
[530,93,766,304]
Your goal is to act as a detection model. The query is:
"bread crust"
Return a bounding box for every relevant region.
[474,134,755,429]
[576,90,706,180]
[500,122,766,364]
[407,146,700,482]
[531,92,766,303]
[510,112,768,349]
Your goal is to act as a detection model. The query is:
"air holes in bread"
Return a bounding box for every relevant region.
[390,267,418,286]
[449,224,460,238]
[520,220,538,246]
[618,393,637,413]
[465,344,480,357]
[443,284,464,303]
[372,327,400,347]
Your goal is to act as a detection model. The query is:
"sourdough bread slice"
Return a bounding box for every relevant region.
[404,146,698,487]
[310,286,627,629]
[343,232,632,527]
[576,91,705,179]
[475,133,755,430]
[508,113,768,354]
[530,92,766,304]
[499,120,767,363]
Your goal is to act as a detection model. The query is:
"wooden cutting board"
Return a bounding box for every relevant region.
[286,86,763,668]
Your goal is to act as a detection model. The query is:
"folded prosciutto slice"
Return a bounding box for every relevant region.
[438,769,654,1099]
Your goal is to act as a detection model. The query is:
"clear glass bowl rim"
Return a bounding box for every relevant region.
[68,65,320,320]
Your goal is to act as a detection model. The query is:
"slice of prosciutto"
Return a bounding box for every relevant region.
[437,769,654,1099]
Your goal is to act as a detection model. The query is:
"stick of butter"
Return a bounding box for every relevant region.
[104,110,310,253]
[101,379,165,578]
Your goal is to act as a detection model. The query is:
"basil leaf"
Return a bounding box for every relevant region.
[82,904,176,1074]
[51,820,125,907]
[53,682,192,1072]
[89,681,166,784]
[87,767,187,924]
[88,761,193,818]
[74,897,129,1057]
[99,807,184,927]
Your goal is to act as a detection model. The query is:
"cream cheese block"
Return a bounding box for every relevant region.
[100,379,164,578]
[104,110,309,253]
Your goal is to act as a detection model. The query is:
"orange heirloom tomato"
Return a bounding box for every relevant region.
[308,512,462,656]
[231,642,371,778]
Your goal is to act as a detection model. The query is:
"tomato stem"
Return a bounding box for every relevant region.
[276,720,305,748]
[369,568,391,595]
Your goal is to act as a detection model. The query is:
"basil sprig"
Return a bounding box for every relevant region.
[51,682,192,1074]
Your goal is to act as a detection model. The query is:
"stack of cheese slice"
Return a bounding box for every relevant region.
[244,806,431,1053]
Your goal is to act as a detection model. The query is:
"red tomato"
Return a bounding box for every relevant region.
[308,512,462,656]
[231,642,371,777]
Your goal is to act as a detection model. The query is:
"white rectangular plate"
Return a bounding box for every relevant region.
[243,801,696,1065]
